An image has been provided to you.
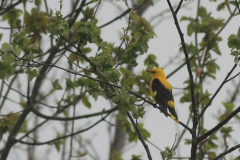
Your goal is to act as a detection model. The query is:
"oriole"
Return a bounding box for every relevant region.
[147,68,179,123]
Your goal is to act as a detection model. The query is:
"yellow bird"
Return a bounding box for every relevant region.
[147,68,179,123]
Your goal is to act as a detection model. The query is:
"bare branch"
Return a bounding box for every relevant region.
[15,113,111,146]
[99,8,132,29]
[31,106,118,121]
[174,0,183,14]
[225,72,240,83]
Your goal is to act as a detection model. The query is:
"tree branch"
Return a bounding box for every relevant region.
[199,61,238,120]
[174,0,183,14]
[198,106,240,142]
[31,106,118,121]
[166,0,197,159]
[126,111,152,160]
[0,0,22,15]
[212,143,240,160]
[235,0,240,14]
[15,113,110,145]
[99,8,132,29]
[0,47,59,160]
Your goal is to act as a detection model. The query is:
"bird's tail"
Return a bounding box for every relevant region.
[167,101,179,123]
[168,107,179,123]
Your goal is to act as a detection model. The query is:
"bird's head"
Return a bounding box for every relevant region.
[147,68,166,78]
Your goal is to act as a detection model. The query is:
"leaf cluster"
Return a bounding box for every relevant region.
[116,114,150,142]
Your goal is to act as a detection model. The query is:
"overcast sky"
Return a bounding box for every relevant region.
[1,0,240,159]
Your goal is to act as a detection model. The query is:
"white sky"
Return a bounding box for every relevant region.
[1,0,240,160]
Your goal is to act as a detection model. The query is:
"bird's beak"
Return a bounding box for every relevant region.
[146,70,155,73]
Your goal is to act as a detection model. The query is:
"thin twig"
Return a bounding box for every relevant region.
[225,72,240,83]
[99,8,132,28]
[166,56,195,79]
[91,0,102,23]
[179,121,192,134]
[31,106,118,121]
[174,0,183,14]
[174,115,191,150]
[16,113,111,145]
[126,111,152,160]
[198,106,240,142]
[199,61,239,120]
[171,133,178,150]
[235,0,240,14]
[212,144,240,160]
[0,0,22,15]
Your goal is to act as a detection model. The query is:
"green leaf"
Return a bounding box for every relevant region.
[0,61,15,80]
[206,59,219,74]
[205,140,218,150]
[103,68,121,83]
[81,47,92,54]
[229,1,238,6]
[144,54,159,70]
[25,68,38,81]
[52,79,62,90]
[180,16,191,21]
[54,133,64,153]
[134,32,142,41]
[26,43,38,51]
[231,50,240,56]
[228,34,237,48]
[24,8,49,34]
[113,87,136,113]
[11,31,30,50]
[1,43,12,52]
[180,92,191,103]
[131,155,142,160]
[198,7,208,18]
[1,114,26,134]
[160,147,176,159]
[93,18,98,25]
[161,150,168,159]
[90,53,114,71]
[220,126,233,137]
[35,0,42,5]
[25,52,34,61]
[132,106,146,119]
[208,152,216,159]
[234,56,239,64]
[12,46,21,56]
[217,2,226,11]
[222,102,234,112]
[66,78,75,89]
[82,95,91,108]
[184,139,192,145]
[130,11,139,22]
[1,8,22,27]
[137,123,150,140]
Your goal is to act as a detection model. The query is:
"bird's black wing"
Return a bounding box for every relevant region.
[151,78,174,108]
[151,78,179,122]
